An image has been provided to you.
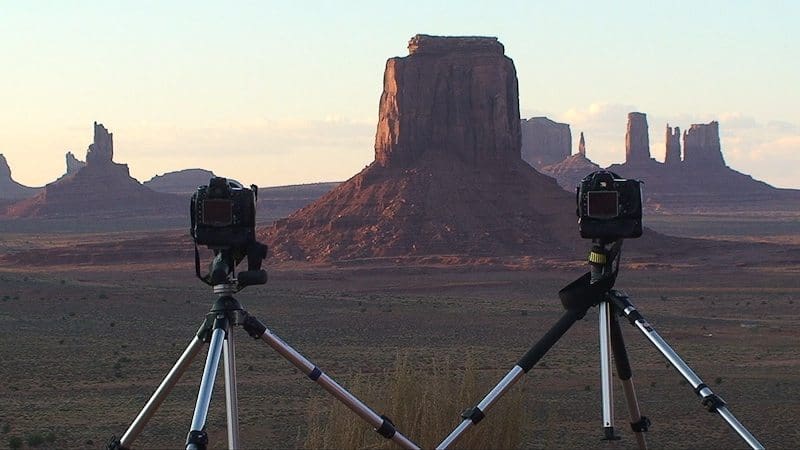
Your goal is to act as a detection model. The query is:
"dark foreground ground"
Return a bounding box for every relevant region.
[0,248,798,449]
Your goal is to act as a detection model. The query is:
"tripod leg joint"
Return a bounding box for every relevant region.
[460,406,486,425]
[375,415,397,439]
[242,315,267,339]
[185,429,208,450]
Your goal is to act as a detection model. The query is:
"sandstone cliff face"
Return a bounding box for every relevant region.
[374,35,521,168]
[263,35,582,262]
[520,117,572,168]
[665,125,681,165]
[683,121,726,169]
[0,154,40,200]
[625,112,651,164]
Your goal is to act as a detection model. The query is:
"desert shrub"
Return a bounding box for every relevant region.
[304,354,526,449]
[8,436,22,450]
[26,432,45,447]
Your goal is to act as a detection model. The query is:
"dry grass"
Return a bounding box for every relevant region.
[304,354,525,449]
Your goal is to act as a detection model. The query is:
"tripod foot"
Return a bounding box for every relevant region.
[105,436,126,450]
[602,426,620,441]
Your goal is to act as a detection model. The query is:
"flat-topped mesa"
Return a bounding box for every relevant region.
[407,34,504,56]
[520,117,571,168]
[375,34,520,168]
[86,121,114,166]
[683,121,726,169]
[665,124,681,165]
[625,112,651,164]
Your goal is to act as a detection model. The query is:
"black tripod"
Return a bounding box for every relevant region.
[437,239,764,450]
[109,251,420,450]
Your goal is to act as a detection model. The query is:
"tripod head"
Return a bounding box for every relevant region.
[559,239,623,312]
[195,241,268,292]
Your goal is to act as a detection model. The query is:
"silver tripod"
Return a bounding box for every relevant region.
[109,283,420,450]
[437,240,764,450]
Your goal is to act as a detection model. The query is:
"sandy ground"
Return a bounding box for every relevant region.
[0,237,798,449]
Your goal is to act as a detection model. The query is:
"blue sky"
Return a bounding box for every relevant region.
[2,1,799,187]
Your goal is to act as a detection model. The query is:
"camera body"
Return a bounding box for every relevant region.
[191,177,257,249]
[577,170,643,240]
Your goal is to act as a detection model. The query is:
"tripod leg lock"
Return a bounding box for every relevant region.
[185,430,208,450]
[694,383,727,412]
[461,406,486,425]
[375,415,397,439]
[631,416,651,432]
[308,367,322,381]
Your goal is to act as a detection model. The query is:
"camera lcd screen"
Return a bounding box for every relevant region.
[587,191,619,219]
[203,199,233,226]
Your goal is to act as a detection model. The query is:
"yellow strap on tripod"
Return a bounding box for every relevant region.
[588,251,607,264]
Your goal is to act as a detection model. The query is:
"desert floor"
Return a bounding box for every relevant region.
[1,227,798,449]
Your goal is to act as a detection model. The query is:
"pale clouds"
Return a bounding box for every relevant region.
[117,118,377,187]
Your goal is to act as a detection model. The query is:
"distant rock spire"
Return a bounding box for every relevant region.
[86,121,114,166]
[665,124,681,165]
[625,112,651,164]
[65,151,86,175]
[578,132,586,156]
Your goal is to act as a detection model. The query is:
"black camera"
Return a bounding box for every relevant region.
[576,170,643,240]
[191,177,257,249]
[190,177,268,287]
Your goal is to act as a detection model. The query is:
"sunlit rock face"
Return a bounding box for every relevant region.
[262,34,582,262]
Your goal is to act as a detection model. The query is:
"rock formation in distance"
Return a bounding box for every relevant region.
[0,154,41,200]
[375,35,520,168]
[520,117,572,169]
[144,168,217,195]
[664,125,681,165]
[541,132,601,190]
[263,35,582,262]
[4,122,183,220]
[625,112,653,164]
[65,151,86,175]
[683,121,726,170]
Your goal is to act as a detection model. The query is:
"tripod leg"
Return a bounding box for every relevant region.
[116,336,205,449]
[608,291,764,450]
[241,315,421,450]
[599,300,619,440]
[609,312,648,450]
[186,316,228,450]
[437,308,585,450]
[223,322,240,449]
